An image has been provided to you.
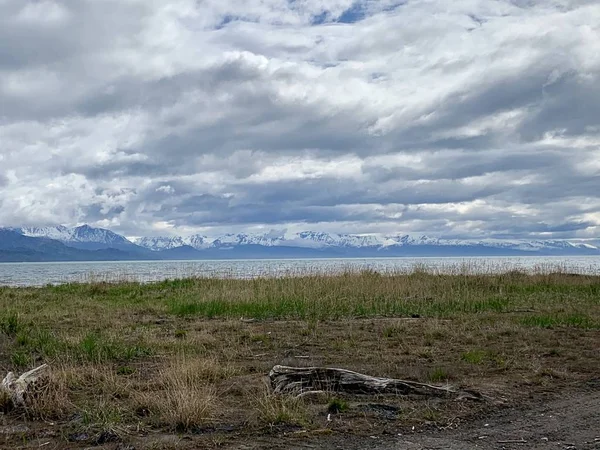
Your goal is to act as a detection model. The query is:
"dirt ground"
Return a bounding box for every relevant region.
[3,378,598,449]
[247,380,600,450]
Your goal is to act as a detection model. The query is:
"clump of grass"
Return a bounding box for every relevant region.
[10,350,32,368]
[461,350,487,365]
[22,367,74,420]
[61,365,130,403]
[79,332,102,361]
[164,355,239,384]
[30,329,63,358]
[1,312,23,336]
[80,402,126,427]
[76,332,153,363]
[428,367,450,382]
[136,357,219,431]
[254,391,308,426]
[174,329,187,339]
[382,325,405,338]
[150,382,216,432]
[327,398,349,414]
[16,331,31,347]
[421,406,442,422]
[116,366,136,376]
[298,327,313,337]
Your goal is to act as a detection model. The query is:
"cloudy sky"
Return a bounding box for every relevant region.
[0,0,599,239]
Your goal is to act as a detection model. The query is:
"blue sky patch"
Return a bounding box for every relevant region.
[337,3,367,24]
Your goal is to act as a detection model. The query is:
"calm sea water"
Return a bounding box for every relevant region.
[1,256,600,287]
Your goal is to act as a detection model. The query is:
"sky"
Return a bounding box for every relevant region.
[0,0,599,240]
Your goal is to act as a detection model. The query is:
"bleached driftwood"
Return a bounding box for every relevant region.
[1,364,48,407]
[269,365,484,400]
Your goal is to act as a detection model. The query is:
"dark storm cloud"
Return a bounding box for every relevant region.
[362,151,566,182]
[229,177,502,207]
[498,174,600,205]
[518,72,600,140]
[159,203,379,227]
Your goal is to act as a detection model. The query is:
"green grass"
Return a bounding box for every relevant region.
[255,393,308,426]
[2,270,599,323]
[460,349,507,367]
[461,350,488,365]
[327,398,349,414]
[76,332,154,363]
[2,320,154,365]
[10,350,32,368]
[166,293,527,321]
[428,367,450,382]
[1,312,23,336]
[116,365,136,376]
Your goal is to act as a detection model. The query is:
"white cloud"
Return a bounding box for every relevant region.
[0,0,598,238]
[15,0,70,25]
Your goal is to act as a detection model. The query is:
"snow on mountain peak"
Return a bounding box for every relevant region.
[134,236,188,251]
[5,225,598,255]
[16,225,132,245]
[18,225,73,241]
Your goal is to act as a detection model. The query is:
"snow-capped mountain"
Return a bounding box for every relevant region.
[10,225,135,250]
[132,231,387,251]
[135,234,214,250]
[134,236,189,251]
[13,225,73,242]
[186,235,212,249]
[2,224,598,260]
[132,231,599,254]
[293,231,384,248]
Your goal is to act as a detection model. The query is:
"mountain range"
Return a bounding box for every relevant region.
[0,225,598,262]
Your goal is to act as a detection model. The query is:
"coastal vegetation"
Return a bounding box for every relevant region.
[0,266,599,448]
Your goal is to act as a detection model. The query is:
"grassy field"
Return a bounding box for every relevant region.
[1,268,599,448]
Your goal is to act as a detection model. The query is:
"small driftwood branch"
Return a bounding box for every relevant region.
[240,318,258,323]
[1,364,48,407]
[269,365,484,400]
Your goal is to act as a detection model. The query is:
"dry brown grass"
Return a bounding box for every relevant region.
[135,356,221,431]
[140,381,217,432]
[23,366,75,420]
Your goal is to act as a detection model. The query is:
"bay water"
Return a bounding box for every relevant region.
[1,256,600,287]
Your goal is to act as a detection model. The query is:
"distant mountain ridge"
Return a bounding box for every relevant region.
[12,225,135,250]
[133,230,599,254]
[0,224,598,262]
[0,229,153,262]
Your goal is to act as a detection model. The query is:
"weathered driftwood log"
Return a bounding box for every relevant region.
[269,365,483,400]
[1,364,48,407]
